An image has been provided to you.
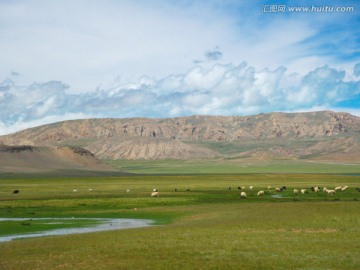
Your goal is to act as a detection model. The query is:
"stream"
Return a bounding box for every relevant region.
[0,218,154,242]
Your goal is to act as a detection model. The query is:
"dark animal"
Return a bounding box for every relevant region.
[237,187,241,190]
[174,188,178,192]
[228,187,232,190]
[186,189,191,192]
[281,186,287,190]
[13,190,19,194]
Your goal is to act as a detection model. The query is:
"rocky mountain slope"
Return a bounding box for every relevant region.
[1,111,359,161]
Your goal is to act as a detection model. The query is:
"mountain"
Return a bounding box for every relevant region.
[0,111,360,162]
[0,145,115,174]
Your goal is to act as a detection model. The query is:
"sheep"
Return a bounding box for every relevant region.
[13,190,19,194]
[73,189,78,193]
[174,188,178,192]
[293,189,298,195]
[228,187,232,190]
[275,187,282,192]
[237,186,241,190]
[313,187,320,193]
[241,186,246,190]
[301,189,306,194]
[151,191,159,197]
[267,186,271,190]
[240,192,247,198]
[153,188,158,192]
[126,189,130,193]
[327,190,336,195]
[334,186,342,191]
[257,190,264,196]
[88,188,93,192]
[249,186,253,190]
[281,186,287,190]
[323,187,328,193]
[341,186,348,191]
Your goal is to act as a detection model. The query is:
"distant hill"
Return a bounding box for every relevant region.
[0,145,115,174]
[0,111,359,163]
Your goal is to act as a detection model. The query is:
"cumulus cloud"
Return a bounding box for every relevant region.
[1,62,359,135]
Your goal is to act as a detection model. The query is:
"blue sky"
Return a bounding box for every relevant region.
[0,0,359,135]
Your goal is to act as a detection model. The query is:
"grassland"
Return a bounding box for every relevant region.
[106,158,360,174]
[0,174,360,269]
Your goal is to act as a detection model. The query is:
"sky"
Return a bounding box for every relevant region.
[0,0,359,135]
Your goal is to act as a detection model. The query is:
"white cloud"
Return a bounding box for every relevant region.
[1,62,359,135]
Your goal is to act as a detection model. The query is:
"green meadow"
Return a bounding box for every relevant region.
[1,171,360,269]
[106,158,360,174]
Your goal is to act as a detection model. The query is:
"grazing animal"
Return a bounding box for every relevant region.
[240,192,247,198]
[267,186,271,190]
[89,189,93,192]
[341,186,348,191]
[13,190,19,194]
[323,187,328,192]
[275,188,282,192]
[73,189,78,193]
[293,189,298,195]
[301,189,306,194]
[151,191,159,197]
[228,187,232,190]
[249,186,253,190]
[186,189,191,192]
[257,190,264,196]
[327,190,336,195]
[126,189,130,192]
[153,188,158,192]
[241,186,246,190]
[174,188,178,192]
[237,186,241,190]
[314,187,320,193]
[334,186,342,191]
[281,186,287,190]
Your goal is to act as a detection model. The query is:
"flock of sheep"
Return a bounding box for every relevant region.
[237,185,352,198]
[66,185,357,198]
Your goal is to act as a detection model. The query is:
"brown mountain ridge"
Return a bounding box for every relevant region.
[0,111,360,162]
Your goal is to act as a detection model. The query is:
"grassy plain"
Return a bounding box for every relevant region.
[106,158,360,174]
[0,173,360,269]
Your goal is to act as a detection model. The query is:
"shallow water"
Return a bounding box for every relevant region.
[0,218,153,242]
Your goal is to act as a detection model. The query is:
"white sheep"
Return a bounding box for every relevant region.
[314,187,320,193]
[293,189,298,195]
[88,189,93,192]
[249,186,253,190]
[327,190,336,195]
[323,187,328,193]
[341,186,348,191]
[241,186,246,190]
[334,186,342,191]
[73,189,78,193]
[240,192,247,198]
[151,191,159,197]
[301,189,306,194]
[153,188,158,192]
[126,189,130,192]
[275,187,281,192]
[257,190,264,196]
[267,186,271,190]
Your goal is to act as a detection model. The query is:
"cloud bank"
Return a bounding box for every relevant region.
[1,62,359,135]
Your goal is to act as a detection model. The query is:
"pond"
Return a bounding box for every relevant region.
[0,218,154,242]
